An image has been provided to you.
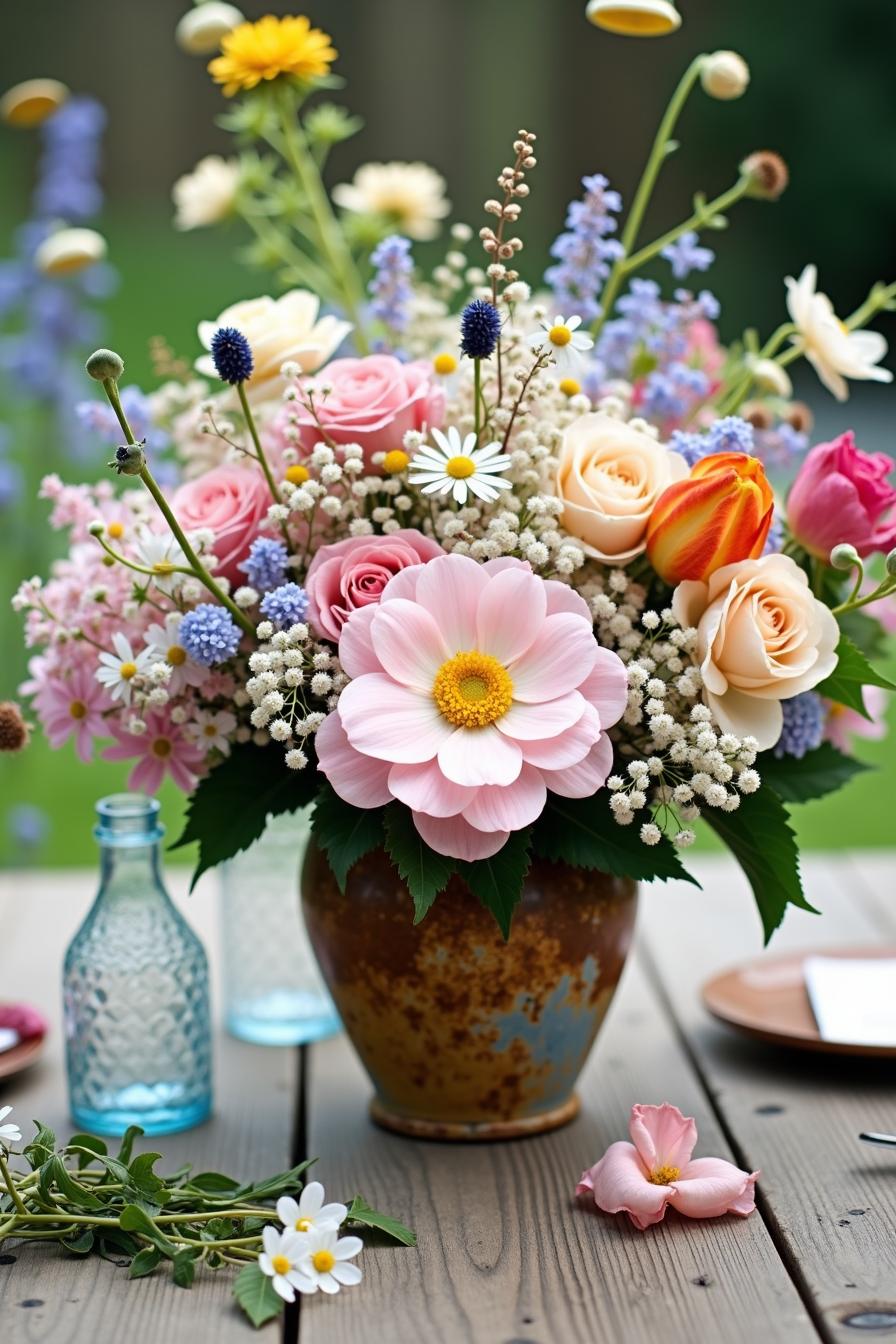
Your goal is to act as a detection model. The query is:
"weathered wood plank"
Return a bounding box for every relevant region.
[639,853,896,1344]
[0,871,295,1343]
[301,953,818,1344]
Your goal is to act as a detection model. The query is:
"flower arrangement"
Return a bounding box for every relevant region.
[9,12,896,942]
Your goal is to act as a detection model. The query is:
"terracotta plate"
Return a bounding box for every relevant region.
[702,945,896,1058]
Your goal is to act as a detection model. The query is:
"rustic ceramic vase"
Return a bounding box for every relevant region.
[300,844,637,1140]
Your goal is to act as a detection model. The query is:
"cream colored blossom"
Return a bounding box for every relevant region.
[785,264,892,402]
[34,228,106,277]
[175,3,244,56]
[173,155,240,230]
[0,78,68,127]
[333,162,450,241]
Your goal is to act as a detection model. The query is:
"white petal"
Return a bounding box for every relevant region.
[330,1262,363,1285]
[277,1196,301,1227]
[333,1235,364,1260]
[299,1182,325,1216]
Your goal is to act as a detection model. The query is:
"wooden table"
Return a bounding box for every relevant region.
[1,854,895,1343]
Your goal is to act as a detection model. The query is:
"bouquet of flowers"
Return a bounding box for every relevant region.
[10,13,896,942]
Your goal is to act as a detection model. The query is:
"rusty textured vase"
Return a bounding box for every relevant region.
[300,844,637,1140]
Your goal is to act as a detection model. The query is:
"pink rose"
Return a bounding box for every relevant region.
[306,529,444,641]
[285,355,445,467]
[171,464,271,585]
[787,431,896,560]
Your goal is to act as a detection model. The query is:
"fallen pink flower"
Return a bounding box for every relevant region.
[576,1103,759,1230]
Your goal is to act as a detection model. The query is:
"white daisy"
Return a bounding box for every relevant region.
[96,633,153,706]
[408,426,513,505]
[276,1181,347,1236]
[144,613,207,696]
[785,264,892,402]
[258,1226,312,1303]
[293,1227,363,1296]
[527,314,594,374]
[134,531,188,596]
[185,708,238,756]
[0,1105,22,1148]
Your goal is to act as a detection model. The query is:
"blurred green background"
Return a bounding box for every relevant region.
[1,0,895,867]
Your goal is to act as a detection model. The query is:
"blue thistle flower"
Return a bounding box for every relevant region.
[260,583,310,630]
[210,326,254,385]
[239,537,289,594]
[773,692,825,760]
[460,299,501,360]
[179,604,241,666]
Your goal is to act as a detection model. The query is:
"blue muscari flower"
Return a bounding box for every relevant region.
[763,511,785,555]
[240,537,289,593]
[368,235,413,343]
[662,230,715,281]
[545,173,624,324]
[643,363,710,422]
[460,299,501,359]
[211,326,254,385]
[706,416,754,456]
[260,582,310,630]
[179,605,242,666]
[773,692,825,760]
[668,431,708,468]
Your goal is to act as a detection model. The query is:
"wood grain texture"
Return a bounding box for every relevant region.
[0,870,295,1344]
[639,853,896,1344]
[301,956,817,1344]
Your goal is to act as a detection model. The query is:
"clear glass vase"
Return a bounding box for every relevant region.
[219,809,339,1046]
[63,794,212,1136]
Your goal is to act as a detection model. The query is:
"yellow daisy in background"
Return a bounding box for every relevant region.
[209,14,337,97]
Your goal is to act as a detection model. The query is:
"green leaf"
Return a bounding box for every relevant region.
[184,1171,241,1195]
[345,1196,417,1247]
[172,1248,197,1289]
[233,1262,284,1329]
[816,633,896,718]
[311,784,384,891]
[838,608,888,662]
[24,1121,56,1170]
[532,795,699,885]
[704,786,816,943]
[61,1228,95,1256]
[235,1159,315,1203]
[126,1152,168,1212]
[97,1229,140,1261]
[129,1246,162,1280]
[384,803,456,921]
[170,742,314,889]
[116,1126,144,1166]
[457,828,533,939]
[757,742,872,803]
[48,1155,104,1210]
[67,1134,107,1170]
[119,1204,177,1257]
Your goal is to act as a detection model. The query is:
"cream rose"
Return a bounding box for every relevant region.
[556,413,687,563]
[196,290,352,403]
[672,554,840,749]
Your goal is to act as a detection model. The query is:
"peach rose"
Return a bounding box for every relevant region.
[556,413,688,563]
[672,554,840,749]
[306,529,443,641]
[171,464,271,585]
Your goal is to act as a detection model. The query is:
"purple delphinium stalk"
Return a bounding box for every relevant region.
[545,174,624,324]
[661,230,714,280]
[368,235,413,349]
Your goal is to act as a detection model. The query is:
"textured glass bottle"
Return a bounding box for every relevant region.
[64,794,212,1136]
[219,809,339,1045]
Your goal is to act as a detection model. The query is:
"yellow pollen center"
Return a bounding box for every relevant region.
[167,644,187,666]
[312,1249,336,1273]
[649,1164,681,1186]
[107,521,125,540]
[295,1217,313,1232]
[151,737,172,759]
[445,455,476,480]
[559,378,581,397]
[548,324,572,347]
[69,699,87,720]
[152,561,175,576]
[286,463,310,484]
[203,723,219,737]
[119,661,138,680]
[271,1254,291,1276]
[383,449,410,474]
[433,352,458,375]
[433,651,513,729]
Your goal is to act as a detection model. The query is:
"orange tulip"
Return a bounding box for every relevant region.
[646,452,774,583]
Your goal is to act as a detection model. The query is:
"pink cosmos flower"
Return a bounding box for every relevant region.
[171,464,272,585]
[306,529,444,642]
[577,1103,759,1231]
[315,553,627,861]
[824,685,889,754]
[787,431,896,560]
[32,661,111,763]
[103,711,206,794]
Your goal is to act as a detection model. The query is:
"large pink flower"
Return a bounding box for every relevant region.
[577,1103,759,1231]
[103,711,206,794]
[315,554,627,860]
[306,529,444,642]
[171,464,271,585]
[32,660,111,763]
[787,431,896,560]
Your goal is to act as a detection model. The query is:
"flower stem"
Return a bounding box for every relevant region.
[236,383,283,508]
[0,1152,27,1215]
[621,177,750,276]
[473,359,482,441]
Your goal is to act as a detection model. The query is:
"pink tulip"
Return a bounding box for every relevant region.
[576,1103,758,1230]
[787,431,896,560]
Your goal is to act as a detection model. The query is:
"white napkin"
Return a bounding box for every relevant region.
[0,1027,18,1053]
[804,956,896,1047]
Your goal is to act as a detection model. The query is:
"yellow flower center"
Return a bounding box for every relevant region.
[151,737,172,760]
[203,723,219,738]
[548,324,572,347]
[433,652,513,729]
[107,521,125,540]
[559,377,581,396]
[271,1254,291,1276]
[69,699,87,720]
[295,1217,313,1232]
[312,1250,336,1274]
[167,644,187,666]
[383,449,410,474]
[433,352,458,375]
[119,662,138,681]
[649,1164,681,1186]
[286,463,310,485]
[445,455,476,480]
[152,561,176,576]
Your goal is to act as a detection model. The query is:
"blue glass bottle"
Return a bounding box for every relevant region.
[63,794,212,1136]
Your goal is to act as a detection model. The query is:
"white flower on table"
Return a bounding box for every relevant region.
[258,1226,312,1303]
[0,1105,22,1148]
[294,1226,364,1295]
[785,264,892,402]
[277,1180,347,1236]
[144,612,207,695]
[408,426,512,506]
[527,314,594,374]
[96,633,153,706]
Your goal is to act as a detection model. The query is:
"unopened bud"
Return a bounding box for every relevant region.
[701,51,750,100]
[746,356,792,398]
[830,543,861,571]
[108,442,146,477]
[740,151,789,201]
[87,520,106,537]
[175,2,244,56]
[886,549,896,577]
[0,702,29,753]
[86,348,124,382]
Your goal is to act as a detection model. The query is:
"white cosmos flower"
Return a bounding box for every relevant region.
[173,155,240,231]
[96,633,153,706]
[277,1181,347,1236]
[409,426,513,505]
[785,264,892,402]
[0,1105,22,1148]
[258,1226,313,1303]
[527,314,594,374]
[333,161,450,241]
[144,612,207,695]
[134,531,188,596]
[185,708,238,755]
[294,1227,363,1296]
